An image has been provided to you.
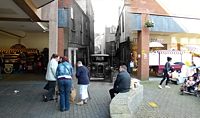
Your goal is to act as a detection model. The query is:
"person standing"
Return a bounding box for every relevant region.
[109,64,131,99]
[158,57,172,89]
[129,60,134,76]
[43,54,59,102]
[76,61,90,105]
[56,56,73,112]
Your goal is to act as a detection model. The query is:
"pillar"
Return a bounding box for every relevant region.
[137,13,150,80]
[49,0,58,58]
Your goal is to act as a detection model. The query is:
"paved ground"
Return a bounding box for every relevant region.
[0,73,200,118]
[135,80,200,118]
[0,73,113,118]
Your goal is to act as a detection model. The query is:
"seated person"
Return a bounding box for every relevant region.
[186,76,195,92]
[109,64,131,99]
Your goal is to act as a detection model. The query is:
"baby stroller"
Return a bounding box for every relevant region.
[180,74,200,97]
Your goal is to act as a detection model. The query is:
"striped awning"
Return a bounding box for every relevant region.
[154,50,188,54]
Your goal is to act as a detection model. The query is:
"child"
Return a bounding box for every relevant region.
[186,76,195,92]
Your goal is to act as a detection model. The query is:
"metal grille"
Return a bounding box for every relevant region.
[98,65,103,73]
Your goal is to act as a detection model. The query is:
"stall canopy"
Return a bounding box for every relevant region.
[149,42,164,48]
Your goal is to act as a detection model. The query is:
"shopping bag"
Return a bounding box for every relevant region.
[70,88,76,103]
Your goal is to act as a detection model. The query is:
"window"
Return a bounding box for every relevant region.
[122,13,124,32]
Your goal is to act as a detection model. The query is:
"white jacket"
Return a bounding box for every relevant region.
[45,58,58,81]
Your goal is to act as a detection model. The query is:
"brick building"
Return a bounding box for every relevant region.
[115,0,200,80]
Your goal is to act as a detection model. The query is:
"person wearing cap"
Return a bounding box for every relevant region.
[76,61,90,105]
[43,54,60,102]
[56,56,73,112]
[158,57,172,89]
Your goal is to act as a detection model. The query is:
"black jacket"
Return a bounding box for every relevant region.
[164,62,171,73]
[114,70,131,93]
[76,66,90,85]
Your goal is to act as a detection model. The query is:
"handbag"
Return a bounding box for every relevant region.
[70,88,76,103]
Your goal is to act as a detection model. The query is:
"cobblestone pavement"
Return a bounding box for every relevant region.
[135,80,200,118]
[0,73,113,118]
[0,74,200,118]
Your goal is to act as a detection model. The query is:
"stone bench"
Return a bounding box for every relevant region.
[110,79,143,118]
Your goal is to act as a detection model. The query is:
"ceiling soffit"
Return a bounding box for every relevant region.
[0,0,53,32]
[32,0,54,8]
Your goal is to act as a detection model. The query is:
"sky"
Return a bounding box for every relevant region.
[91,0,121,34]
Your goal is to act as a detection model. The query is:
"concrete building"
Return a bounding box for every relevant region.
[66,0,94,66]
[115,0,200,80]
[0,0,94,67]
[105,26,116,66]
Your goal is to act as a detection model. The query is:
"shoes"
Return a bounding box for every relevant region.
[43,95,48,102]
[158,85,162,89]
[60,109,66,112]
[76,101,84,106]
[83,99,88,104]
[49,98,55,101]
[165,85,171,88]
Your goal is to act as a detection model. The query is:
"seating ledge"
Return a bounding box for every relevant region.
[110,79,143,118]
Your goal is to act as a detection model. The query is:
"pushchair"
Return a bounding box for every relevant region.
[180,74,200,97]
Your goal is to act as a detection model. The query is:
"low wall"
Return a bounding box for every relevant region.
[110,79,143,118]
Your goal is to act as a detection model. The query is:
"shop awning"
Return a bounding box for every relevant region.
[149,42,164,48]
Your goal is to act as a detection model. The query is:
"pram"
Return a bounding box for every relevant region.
[180,74,200,97]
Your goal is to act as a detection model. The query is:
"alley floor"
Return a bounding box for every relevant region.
[0,73,200,118]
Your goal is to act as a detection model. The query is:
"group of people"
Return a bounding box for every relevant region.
[158,56,200,91]
[43,53,132,112]
[43,54,90,112]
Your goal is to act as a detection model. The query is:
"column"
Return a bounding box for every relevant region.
[137,13,150,80]
[49,0,58,58]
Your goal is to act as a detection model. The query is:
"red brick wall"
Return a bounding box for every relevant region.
[128,0,169,15]
[137,14,150,80]
[58,28,64,56]
[58,0,72,8]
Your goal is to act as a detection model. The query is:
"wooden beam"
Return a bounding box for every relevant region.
[13,0,40,22]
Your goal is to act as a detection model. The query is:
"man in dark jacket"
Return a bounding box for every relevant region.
[76,61,90,105]
[109,64,131,99]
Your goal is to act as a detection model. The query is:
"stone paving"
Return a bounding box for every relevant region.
[0,74,200,118]
[0,73,113,118]
[135,80,200,118]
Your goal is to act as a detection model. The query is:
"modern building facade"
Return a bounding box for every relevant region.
[115,0,200,80]
[0,0,94,67]
[64,0,94,66]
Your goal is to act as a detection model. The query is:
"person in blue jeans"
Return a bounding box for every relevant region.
[56,56,73,112]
